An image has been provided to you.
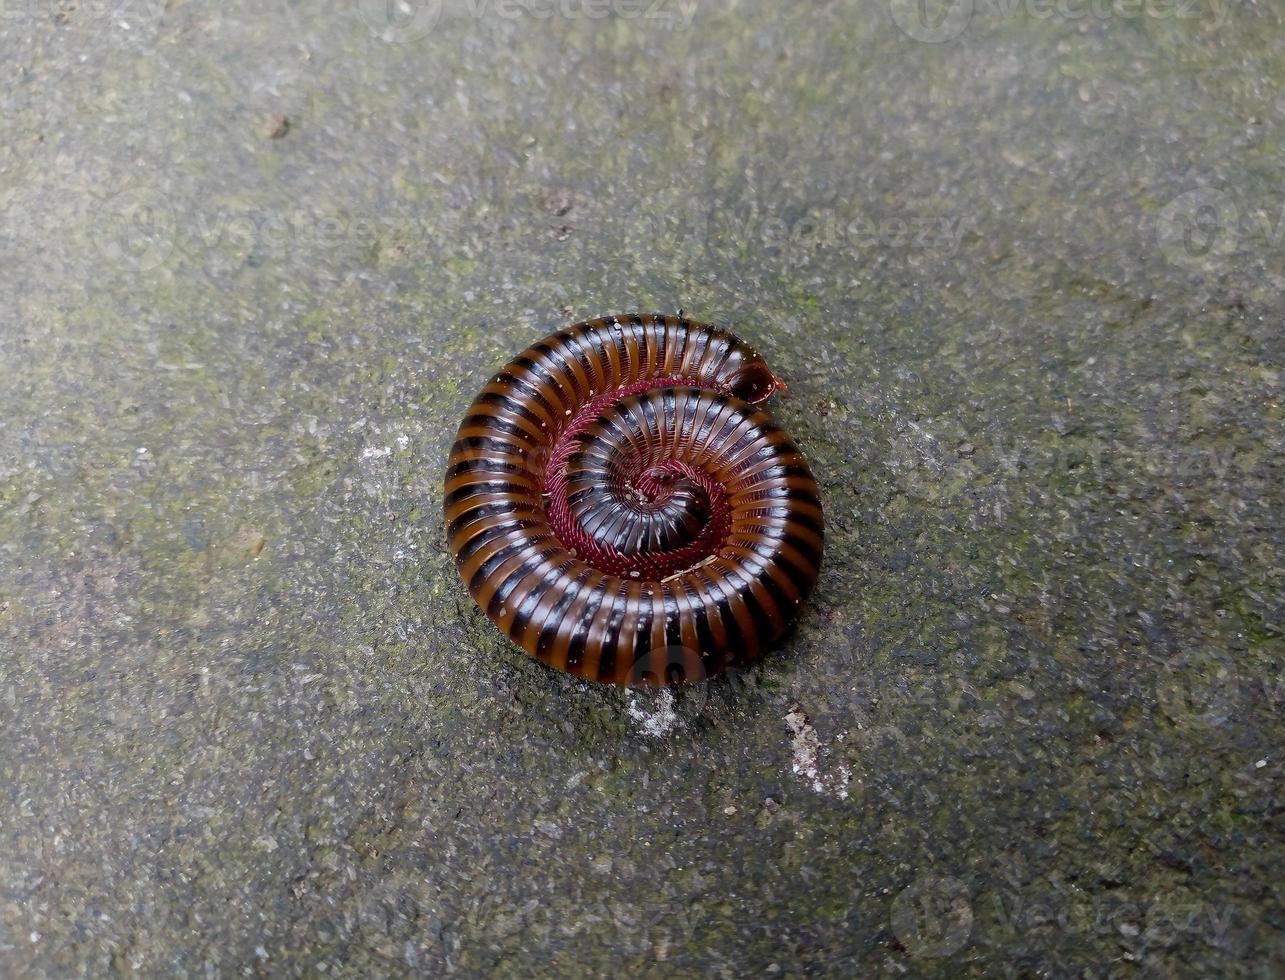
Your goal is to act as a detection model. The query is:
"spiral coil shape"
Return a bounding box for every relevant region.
[445,314,823,686]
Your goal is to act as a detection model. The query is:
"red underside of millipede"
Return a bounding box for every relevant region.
[542,377,733,579]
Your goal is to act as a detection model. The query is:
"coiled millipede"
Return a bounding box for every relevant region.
[445,314,823,686]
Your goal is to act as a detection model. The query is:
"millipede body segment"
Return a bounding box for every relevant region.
[444,314,823,686]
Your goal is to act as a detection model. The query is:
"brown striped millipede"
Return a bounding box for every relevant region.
[444,314,823,686]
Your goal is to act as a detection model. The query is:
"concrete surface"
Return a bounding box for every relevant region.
[0,0,1281,975]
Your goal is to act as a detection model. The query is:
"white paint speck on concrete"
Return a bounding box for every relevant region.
[627,688,678,738]
[785,706,850,800]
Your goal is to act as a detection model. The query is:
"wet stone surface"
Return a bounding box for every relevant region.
[0,1,1281,976]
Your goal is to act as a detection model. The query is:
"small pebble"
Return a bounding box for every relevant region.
[263,114,290,139]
